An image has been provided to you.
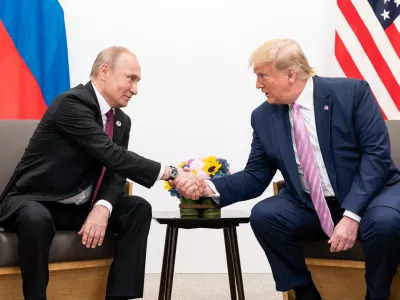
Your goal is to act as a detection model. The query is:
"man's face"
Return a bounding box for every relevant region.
[254,63,294,105]
[102,53,141,108]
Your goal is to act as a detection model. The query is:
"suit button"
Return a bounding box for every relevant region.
[78,189,83,192]
[57,197,62,200]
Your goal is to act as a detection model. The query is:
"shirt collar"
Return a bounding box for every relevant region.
[91,82,113,116]
[290,77,314,110]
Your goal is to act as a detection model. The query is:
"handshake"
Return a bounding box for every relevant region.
[162,166,213,200]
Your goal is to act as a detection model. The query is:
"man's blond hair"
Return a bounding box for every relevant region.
[90,46,134,78]
[249,39,315,79]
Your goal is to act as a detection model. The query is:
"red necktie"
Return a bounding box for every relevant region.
[90,109,114,208]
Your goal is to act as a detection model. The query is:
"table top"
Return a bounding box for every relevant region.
[152,210,250,229]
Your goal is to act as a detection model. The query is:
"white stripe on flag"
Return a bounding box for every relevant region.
[395,16,400,32]
[336,6,400,119]
[352,0,400,84]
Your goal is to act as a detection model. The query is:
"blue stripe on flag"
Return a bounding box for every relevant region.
[0,0,70,106]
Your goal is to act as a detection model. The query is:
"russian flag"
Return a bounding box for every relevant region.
[0,0,70,119]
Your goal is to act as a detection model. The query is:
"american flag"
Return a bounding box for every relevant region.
[335,0,400,120]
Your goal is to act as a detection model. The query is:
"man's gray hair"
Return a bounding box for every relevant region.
[90,46,134,78]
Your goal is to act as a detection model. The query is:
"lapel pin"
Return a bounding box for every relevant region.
[324,105,329,111]
[116,121,121,127]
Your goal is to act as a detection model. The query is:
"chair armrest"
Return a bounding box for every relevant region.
[273,180,286,195]
[123,181,134,196]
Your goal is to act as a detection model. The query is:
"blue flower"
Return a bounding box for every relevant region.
[212,170,225,178]
[169,188,182,199]
[217,158,230,174]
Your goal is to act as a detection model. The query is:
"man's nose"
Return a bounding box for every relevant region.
[130,83,138,95]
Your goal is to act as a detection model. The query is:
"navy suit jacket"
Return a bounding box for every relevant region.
[211,76,400,217]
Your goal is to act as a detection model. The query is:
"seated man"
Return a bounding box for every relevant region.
[0,46,203,300]
[173,39,400,300]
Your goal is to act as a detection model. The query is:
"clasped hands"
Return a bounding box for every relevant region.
[168,167,207,200]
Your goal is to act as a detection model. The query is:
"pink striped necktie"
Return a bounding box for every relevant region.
[292,102,334,238]
[90,109,114,208]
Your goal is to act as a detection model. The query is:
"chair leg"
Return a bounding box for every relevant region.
[224,227,237,300]
[229,226,245,300]
[282,291,289,300]
[165,226,179,300]
[283,290,295,300]
[158,225,172,300]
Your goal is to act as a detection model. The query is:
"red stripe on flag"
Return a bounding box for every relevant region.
[338,0,400,112]
[335,32,388,120]
[385,22,400,59]
[335,32,364,79]
[0,21,47,119]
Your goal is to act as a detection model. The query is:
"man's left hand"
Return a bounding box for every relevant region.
[78,205,109,248]
[328,216,359,252]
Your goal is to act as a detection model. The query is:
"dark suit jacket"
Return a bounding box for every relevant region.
[211,76,400,217]
[0,82,161,221]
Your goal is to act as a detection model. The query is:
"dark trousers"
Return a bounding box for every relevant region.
[1,195,152,300]
[250,185,400,299]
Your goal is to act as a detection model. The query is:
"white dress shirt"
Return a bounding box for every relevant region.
[206,78,361,222]
[58,83,165,216]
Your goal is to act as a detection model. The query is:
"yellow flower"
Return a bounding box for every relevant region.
[202,156,214,163]
[202,156,221,177]
[164,181,172,190]
[192,170,198,175]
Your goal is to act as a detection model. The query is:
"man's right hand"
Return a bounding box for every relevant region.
[170,168,206,200]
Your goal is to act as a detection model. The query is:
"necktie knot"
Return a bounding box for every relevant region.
[106,109,114,120]
[104,109,114,138]
[292,102,300,112]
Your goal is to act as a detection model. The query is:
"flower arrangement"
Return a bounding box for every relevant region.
[164,156,232,217]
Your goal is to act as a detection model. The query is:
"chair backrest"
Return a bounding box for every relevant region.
[0,120,39,193]
[386,120,400,168]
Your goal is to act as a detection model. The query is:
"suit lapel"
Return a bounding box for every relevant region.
[112,109,123,143]
[273,106,303,199]
[313,77,338,195]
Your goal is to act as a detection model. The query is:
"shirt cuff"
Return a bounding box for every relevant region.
[343,210,361,222]
[204,180,220,204]
[157,163,165,180]
[94,200,113,217]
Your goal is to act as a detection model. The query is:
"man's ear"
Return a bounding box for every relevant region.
[99,63,109,81]
[287,69,297,84]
